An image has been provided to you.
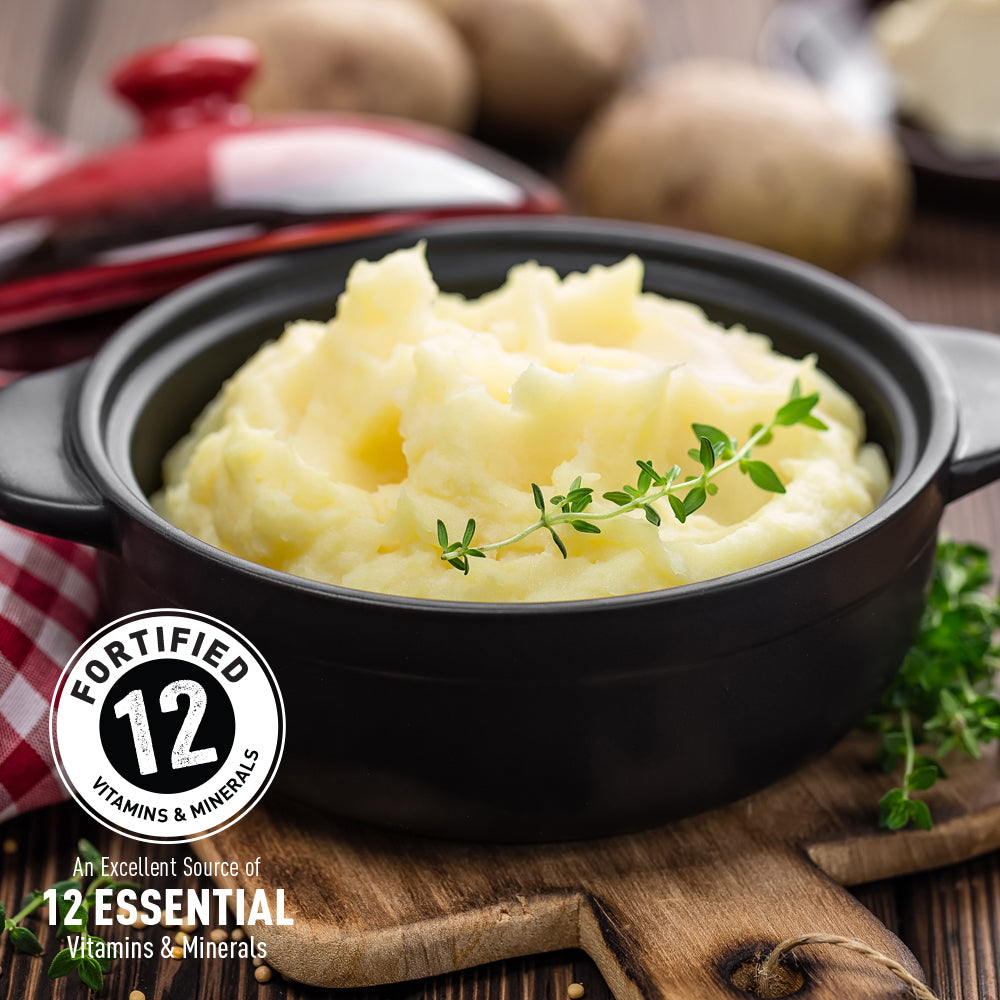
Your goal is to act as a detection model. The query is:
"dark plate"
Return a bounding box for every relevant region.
[759,0,1000,209]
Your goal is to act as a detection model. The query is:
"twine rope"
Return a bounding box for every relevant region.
[757,932,939,1000]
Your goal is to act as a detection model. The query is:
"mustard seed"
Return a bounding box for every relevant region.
[129,991,145,1000]
[210,928,228,943]
[568,984,585,999]
[2,839,17,855]
[252,956,265,967]
[170,945,184,960]
[232,928,246,941]
[180,920,198,934]
[254,965,273,984]
[174,931,189,947]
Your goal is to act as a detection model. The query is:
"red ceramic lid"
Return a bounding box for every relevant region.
[0,37,562,335]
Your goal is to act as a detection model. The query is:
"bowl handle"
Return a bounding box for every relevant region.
[918,323,1000,502]
[0,363,114,548]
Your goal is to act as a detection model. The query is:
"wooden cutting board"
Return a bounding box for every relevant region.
[194,734,1000,999]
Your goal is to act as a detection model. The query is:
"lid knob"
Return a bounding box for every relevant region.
[111,36,257,136]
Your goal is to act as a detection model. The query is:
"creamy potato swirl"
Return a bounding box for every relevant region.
[154,245,889,601]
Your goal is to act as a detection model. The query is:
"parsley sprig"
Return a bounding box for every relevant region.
[1,838,139,991]
[437,379,826,572]
[870,541,1000,830]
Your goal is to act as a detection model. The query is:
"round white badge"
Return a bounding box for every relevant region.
[50,609,285,844]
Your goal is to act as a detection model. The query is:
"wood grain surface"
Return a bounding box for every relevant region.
[191,735,1000,997]
[1,0,1000,998]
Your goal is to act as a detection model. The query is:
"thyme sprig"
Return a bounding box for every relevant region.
[870,540,1000,831]
[437,379,826,572]
[1,838,139,991]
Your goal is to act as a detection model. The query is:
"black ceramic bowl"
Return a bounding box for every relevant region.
[2,219,1000,841]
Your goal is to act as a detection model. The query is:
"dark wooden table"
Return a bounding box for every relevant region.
[2,0,1000,997]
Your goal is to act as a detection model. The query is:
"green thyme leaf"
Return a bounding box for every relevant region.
[636,460,661,485]
[8,925,43,955]
[698,436,715,472]
[878,788,909,830]
[571,520,601,534]
[691,424,732,460]
[668,494,687,524]
[531,483,545,513]
[683,487,707,516]
[906,766,939,791]
[462,518,476,549]
[603,491,633,507]
[77,956,104,992]
[908,799,933,831]
[549,528,567,558]
[774,392,820,427]
[741,460,786,494]
[48,948,77,980]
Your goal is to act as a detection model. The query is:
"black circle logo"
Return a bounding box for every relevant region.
[51,609,284,844]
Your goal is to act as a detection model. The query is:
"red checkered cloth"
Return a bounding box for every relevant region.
[0,526,98,820]
[0,366,100,821]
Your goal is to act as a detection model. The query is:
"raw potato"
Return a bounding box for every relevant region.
[200,0,477,132]
[567,60,911,274]
[424,0,644,137]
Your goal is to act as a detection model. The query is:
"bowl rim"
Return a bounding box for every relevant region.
[74,217,959,615]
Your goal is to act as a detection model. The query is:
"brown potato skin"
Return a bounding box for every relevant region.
[426,0,644,137]
[201,0,477,132]
[566,61,912,273]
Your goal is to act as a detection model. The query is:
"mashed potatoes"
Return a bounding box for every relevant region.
[154,244,889,602]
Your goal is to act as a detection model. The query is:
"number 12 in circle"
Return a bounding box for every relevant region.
[114,680,218,775]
